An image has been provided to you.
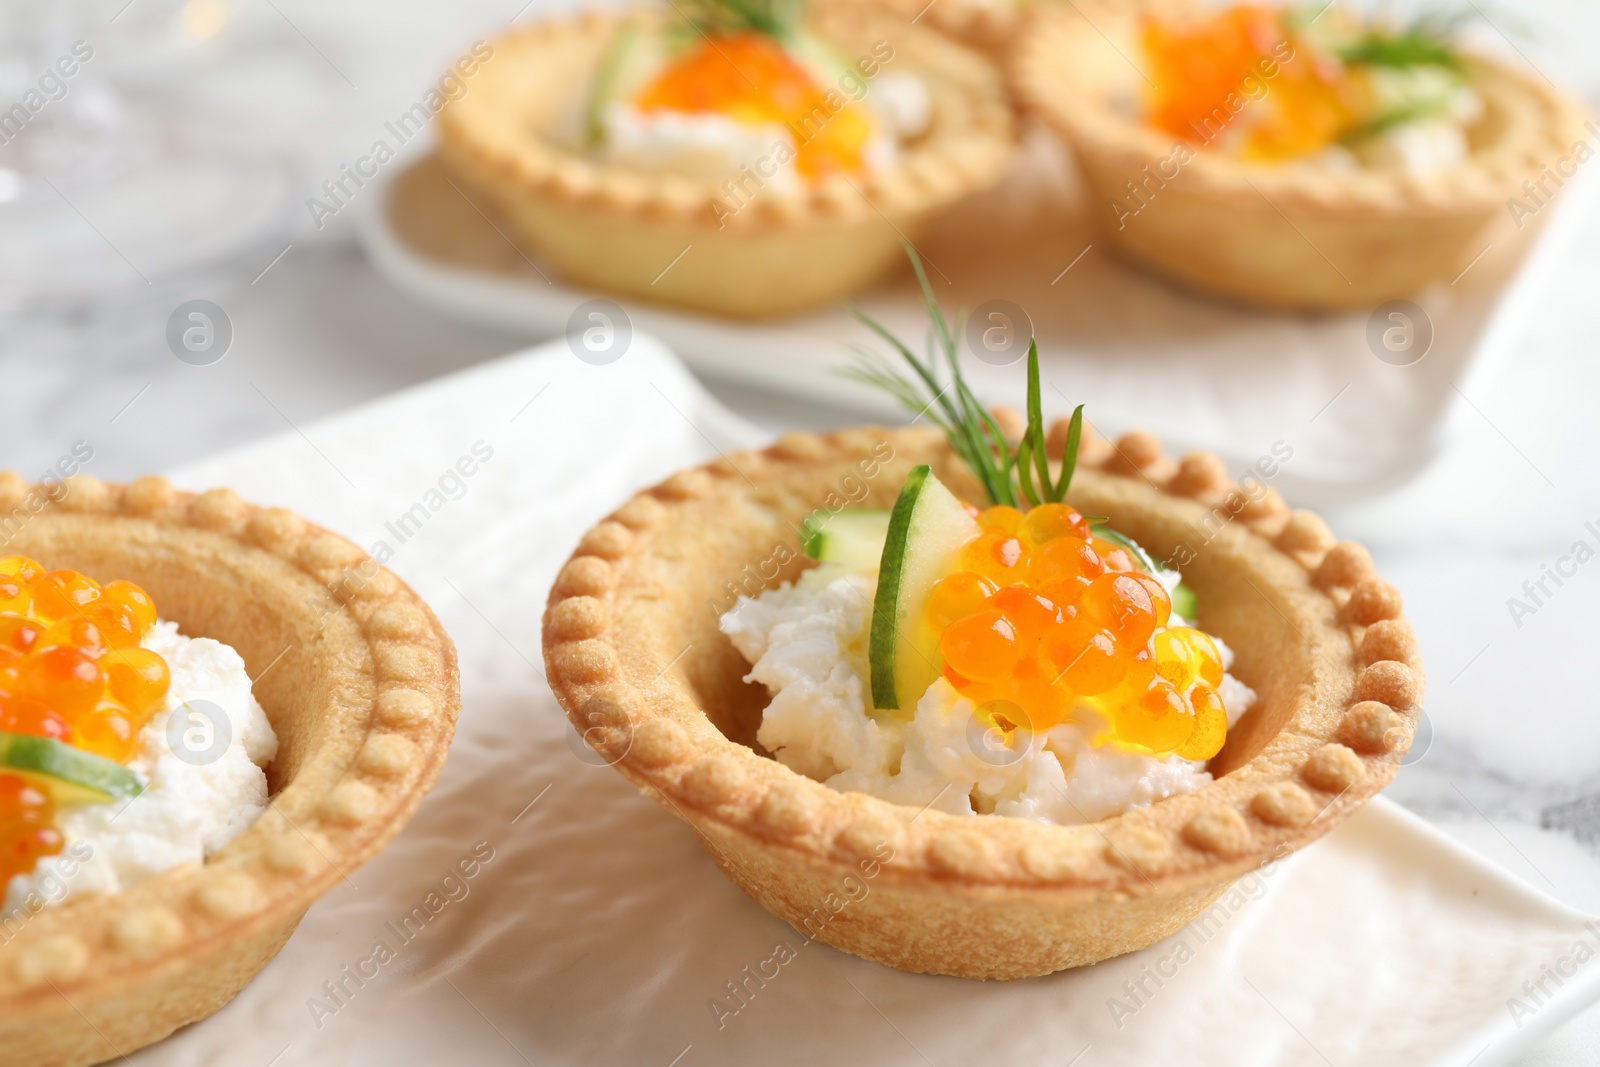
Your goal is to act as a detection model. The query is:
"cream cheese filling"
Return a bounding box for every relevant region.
[722,563,1256,825]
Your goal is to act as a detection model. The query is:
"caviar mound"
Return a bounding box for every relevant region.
[929,502,1229,759]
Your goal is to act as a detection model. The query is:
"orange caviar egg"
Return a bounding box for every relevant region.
[1040,620,1124,695]
[633,32,874,180]
[31,569,101,621]
[72,701,139,763]
[0,572,31,616]
[0,555,43,582]
[1082,573,1161,648]
[0,616,42,654]
[102,647,170,718]
[940,610,1022,683]
[926,572,998,631]
[977,505,1025,535]
[1126,572,1173,629]
[1116,678,1197,752]
[1161,627,1224,689]
[960,530,1029,587]
[1176,685,1228,760]
[1017,503,1092,546]
[923,502,1231,759]
[0,564,171,875]
[101,579,158,652]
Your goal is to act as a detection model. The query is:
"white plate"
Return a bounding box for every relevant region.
[358,135,1599,507]
[128,337,1600,1067]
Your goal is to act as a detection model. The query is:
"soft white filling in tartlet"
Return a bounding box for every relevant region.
[598,71,930,182]
[4,621,278,913]
[722,564,1255,825]
[600,103,806,188]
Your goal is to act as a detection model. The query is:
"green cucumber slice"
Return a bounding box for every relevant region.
[585,19,672,147]
[788,30,854,92]
[1171,582,1197,622]
[0,731,142,807]
[868,467,980,715]
[801,509,890,569]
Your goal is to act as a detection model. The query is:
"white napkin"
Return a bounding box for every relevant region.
[133,336,1598,1067]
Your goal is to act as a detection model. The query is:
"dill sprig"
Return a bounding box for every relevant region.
[1334,9,1470,72]
[676,0,804,40]
[843,248,1085,511]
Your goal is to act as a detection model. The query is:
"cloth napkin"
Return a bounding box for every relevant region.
[135,336,1599,1067]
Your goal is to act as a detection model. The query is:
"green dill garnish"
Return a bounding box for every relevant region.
[675,0,804,41]
[844,247,1085,511]
[1334,10,1469,72]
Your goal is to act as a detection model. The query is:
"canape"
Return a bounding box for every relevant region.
[544,261,1421,978]
[1013,0,1590,310]
[0,475,458,1066]
[437,1,1016,318]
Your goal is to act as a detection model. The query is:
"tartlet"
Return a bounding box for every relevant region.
[543,424,1422,979]
[436,6,1016,318]
[0,474,459,1066]
[1012,0,1590,311]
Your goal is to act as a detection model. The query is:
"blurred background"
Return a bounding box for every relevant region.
[5,0,1600,1061]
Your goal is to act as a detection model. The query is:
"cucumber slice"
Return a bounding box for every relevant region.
[801,509,890,569]
[0,732,142,807]
[869,467,980,715]
[585,19,672,146]
[788,30,854,92]
[1171,582,1198,622]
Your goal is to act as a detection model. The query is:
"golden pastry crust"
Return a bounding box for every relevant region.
[436,7,1017,318]
[0,475,460,1066]
[820,0,1027,53]
[542,426,1422,979]
[1011,0,1591,310]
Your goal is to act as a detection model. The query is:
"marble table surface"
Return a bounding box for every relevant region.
[5,0,1600,1062]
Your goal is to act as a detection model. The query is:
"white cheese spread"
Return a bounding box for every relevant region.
[722,563,1256,825]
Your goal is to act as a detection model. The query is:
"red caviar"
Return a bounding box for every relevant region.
[1142,4,1367,161]
[927,507,1228,758]
[633,31,874,179]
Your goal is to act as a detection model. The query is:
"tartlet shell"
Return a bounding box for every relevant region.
[435,6,1018,318]
[0,475,460,1066]
[1011,0,1592,311]
[542,427,1422,979]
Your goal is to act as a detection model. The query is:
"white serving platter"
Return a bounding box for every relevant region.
[358,133,1599,508]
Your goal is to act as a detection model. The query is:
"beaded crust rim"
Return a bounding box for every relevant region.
[0,474,460,1004]
[435,6,1019,234]
[824,0,1026,49]
[542,423,1423,897]
[1011,0,1592,217]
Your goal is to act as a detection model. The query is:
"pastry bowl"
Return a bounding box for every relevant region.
[543,426,1422,979]
[1012,0,1590,311]
[0,474,460,1066]
[436,6,1017,319]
